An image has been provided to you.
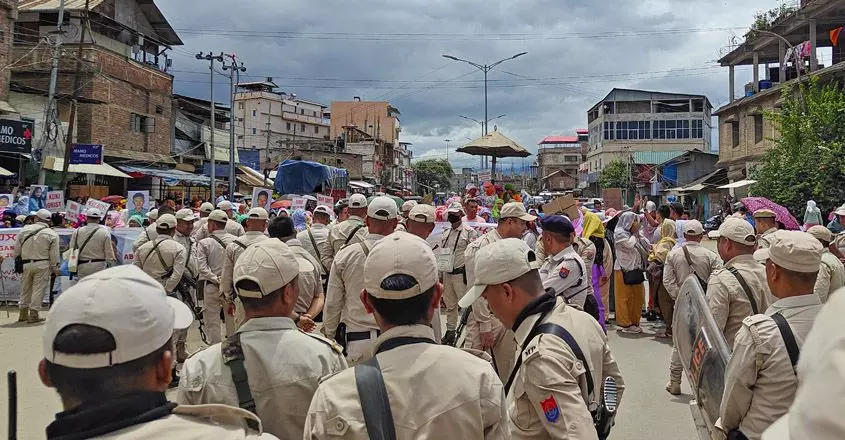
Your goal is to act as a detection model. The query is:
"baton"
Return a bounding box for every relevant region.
[8,371,17,440]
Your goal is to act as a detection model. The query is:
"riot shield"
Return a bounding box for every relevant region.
[673,275,731,438]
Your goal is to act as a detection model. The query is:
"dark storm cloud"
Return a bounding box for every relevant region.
[158,0,771,167]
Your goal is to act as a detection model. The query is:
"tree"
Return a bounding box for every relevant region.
[751,78,845,216]
[412,159,453,193]
[599,160,629,189]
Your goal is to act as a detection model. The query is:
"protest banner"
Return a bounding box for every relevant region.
[251,187,272,210]
[126,191,149,218]
[64,201,82,223]
[0,194,12,210]
[291,197,307,210]
[46,191,64,213]
[316,194,334,208]
[28,185,48,212]
[85,198,111,214]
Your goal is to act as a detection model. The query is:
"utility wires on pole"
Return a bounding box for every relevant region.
[222,54,246,200]
[37,0,65,185]
[58,0,89,190]
[195,51,224,199]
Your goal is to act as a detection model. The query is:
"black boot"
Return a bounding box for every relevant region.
[442,330,457,346]
[169,367,180,389]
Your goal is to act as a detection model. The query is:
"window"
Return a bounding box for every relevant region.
[286,122,291,131]
[301,123,306,132]
[300,109,305,115]
[653,119,692,139]
[314,126,319,134]
[130,113,153,133]
[692,99,705,112]
[313,110,317,117]
[754,114,763,143]
[252,109,256,117]
[692,119,704,139]
[238,102,244,110]
[252,128,257,135]
[730,121,740,147]
[603,121,614,140]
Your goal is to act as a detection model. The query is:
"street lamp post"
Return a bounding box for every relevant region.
[444,139,451,163]
[457,114,506,168]
[222,55,247,201]
[444,52,526,171]
[196,52,224,199]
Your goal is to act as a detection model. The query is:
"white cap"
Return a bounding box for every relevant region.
[36,209,52,221]
[460,238,541,308]
[400,200,417,213]
[806,225,833,244]
[446,202,464,214]
[762,286,845,440]
[175,208,197,222]
[84,208,103,219]
[349,193,368,209]
[364,232,438,300]
[753,208,776,219]
[367,196,398,220]
[500,202,536,221]
[199,202,214,213]
[208,209,229,223]
[408,204,436,224]
[217,200,233,211]
[42,265,193,369]
[155,214,177,229]
[233,240,307,298]
[754,230,823,273]
[15,215,26,223]
[246,207,269,220]
[833,204,845,216]
[146,209,159,221]
[711,217,757,246]
[313,205,332,216]
[682,220,704,236]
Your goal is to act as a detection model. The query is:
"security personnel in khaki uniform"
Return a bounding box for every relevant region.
[192,202,215,238]
[268,215,324,330]
[68,208,115,280]
[323,196,398,364]
[405,203,443,343]
[464,201,533,381]
[177,239,346,440]
[221,208,270,330]
[194,201,245,241]
[806,225,845,303]
[753,209,779,249]
[662,220,723,395]
[304,232,508,439]
[197,209,238,344]
[133,207,174,253]
[40,265,277,440]
[538,216,592,310]
[707,218,773,349]
[716,231,824,440]
[462,238,625,439]
[173,208,199,362]
[318,193,368,270]
[394,199,417,233]
[439,202,480,345]
[13,209,59,323]
[134,214,187,295]
[296,204,332,277]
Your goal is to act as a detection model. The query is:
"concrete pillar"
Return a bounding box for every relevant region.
[729,65,735,103]
[778,40,785,82]
[753,52,760,92]
[809,19,818,72]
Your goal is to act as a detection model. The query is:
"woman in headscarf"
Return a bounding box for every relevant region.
[648,219,677,337]
[523,220,539,251]
[491,198,504,220]
[479,208,493,223]
[106,211,125,228]
[804,200,823,228]
[127,215,144,228]
[583,211,611,329]
[613,211,651,334]
[292,208,308,232]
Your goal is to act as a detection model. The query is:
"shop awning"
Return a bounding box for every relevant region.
[349,180,375,189]
[0,166,13,177]
[236,165,273,188]
[718,179,757,189]
[43,156,131,178]
[105,149,177,165]
[118,165,210,186]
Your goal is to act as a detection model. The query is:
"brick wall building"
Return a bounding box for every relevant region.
[0,0,16,112]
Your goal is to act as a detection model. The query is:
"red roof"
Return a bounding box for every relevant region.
[538,136,579,145]
[576,129,588,134]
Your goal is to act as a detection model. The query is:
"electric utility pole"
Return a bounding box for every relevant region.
[222,54,246,200]
[196,51,224,199]
[58,0,89,190]
[38,0,65,185]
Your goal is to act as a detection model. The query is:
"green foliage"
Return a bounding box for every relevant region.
[412,159,454,192]
[599,160,629,189]
[751,2,797,31]
[751,78,845,216]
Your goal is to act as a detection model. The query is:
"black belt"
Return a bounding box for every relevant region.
[347,330,380,342]
[448,266,466,275]
[79,259,106,264]
[22,259,48,264]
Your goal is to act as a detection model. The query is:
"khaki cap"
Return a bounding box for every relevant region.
[364,232,437,300]
[175,208,196,222]
[36,209,52,221]
[367,196,398,220]
[753,208,776,219]
[408,204,436,224]
[682,220,704,235]
[42,265,193,369]
[754,230,823,273]
[146,209,158,220]
[834,204,845,216]
[500,202,536,221]
[246,207,269,220]
[348,193,368,208]
[217,200,233,211]
[207,209,229,223]
[84,208,103,219]
[460,238,541,308]
[712,217,757,246]
[806,225,833,244]
[155,214,177,229]
[313,205,332,216]
[233,240,307,298]
[762,287,845,440]
[400,200,417,213]
[446,202,464,214]
[199,202,214,213]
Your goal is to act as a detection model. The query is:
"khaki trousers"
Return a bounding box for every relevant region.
[203,283,234,344]
[76,261,107,280]
[442,272,467,330]
[20,262,51,310]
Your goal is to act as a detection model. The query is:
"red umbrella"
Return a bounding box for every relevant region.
[101,195,124,203]
[270,199,291,209]
[740,197,801,230]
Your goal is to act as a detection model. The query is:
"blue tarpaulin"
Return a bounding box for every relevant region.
[273,160,348,195]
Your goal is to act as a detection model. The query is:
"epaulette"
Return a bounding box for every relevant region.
[742,314,770,327]
[302,330,344,354]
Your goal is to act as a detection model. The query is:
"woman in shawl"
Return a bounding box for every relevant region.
[127,215,144,228]
[648,220,677,337]
[583,211,611,329]
[292,209,308,232]
[105,211,125,228]
[491,198,504,220]
[804,200,823,228]
[613,211,651,334]
[479,208,493,223]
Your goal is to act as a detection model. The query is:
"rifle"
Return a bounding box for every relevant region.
[450,307,473,347]
[174,274,207,345]
[8,370,17,440]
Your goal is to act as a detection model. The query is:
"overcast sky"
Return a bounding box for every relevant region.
[158,0,799,169]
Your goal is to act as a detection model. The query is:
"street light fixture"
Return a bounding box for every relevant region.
[444,139,451,162]
[443,52,526,169]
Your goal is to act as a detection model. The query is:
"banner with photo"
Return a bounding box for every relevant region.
[126,191,149,218]
[28,185,48,212]
[65,201,82,223]
[251,187,273,210]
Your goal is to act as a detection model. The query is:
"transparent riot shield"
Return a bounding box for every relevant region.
[673,275,731,439]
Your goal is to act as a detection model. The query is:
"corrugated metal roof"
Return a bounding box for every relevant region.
[632,151,686,165]
[19,0,106,11]
[538,136,579,145]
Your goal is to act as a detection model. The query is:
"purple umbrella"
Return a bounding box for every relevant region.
[740,197,801,230]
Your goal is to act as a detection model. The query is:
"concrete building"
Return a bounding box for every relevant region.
[714,0,845,185]
[234,81,330,169]
[12,0,182,165]
[331,100,402,189]
[0,0,16,115]
[537,135,582,191]
[449,167,474,192]
[330,100,401,145]
[585,88,713,178]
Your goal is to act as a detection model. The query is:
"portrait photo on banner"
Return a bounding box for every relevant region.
[28,185,48,212]
[0,193,13,209]
[126,190,150,218]
[252,187,272,210]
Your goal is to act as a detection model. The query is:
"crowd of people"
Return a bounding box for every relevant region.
[9,186,845,439]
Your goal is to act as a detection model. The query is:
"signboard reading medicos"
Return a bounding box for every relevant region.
[70,144,104,165]
[0,119,34,153]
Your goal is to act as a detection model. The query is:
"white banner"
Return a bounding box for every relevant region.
[316,194,334,208]
[85,199,111,214]
[46,191,64,213]
[64,201,82,223]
